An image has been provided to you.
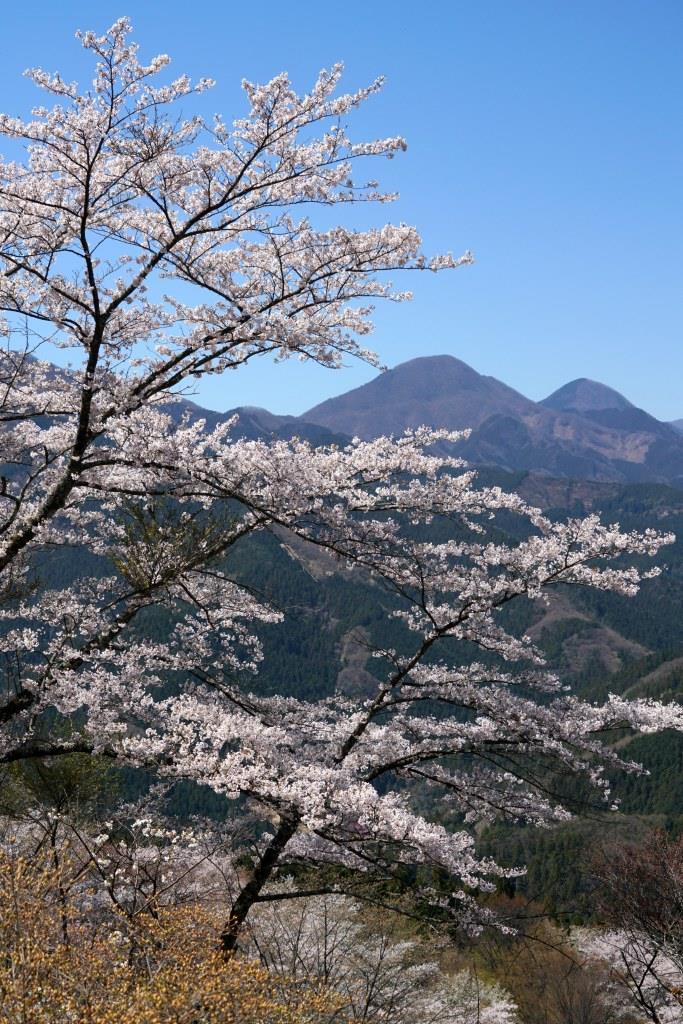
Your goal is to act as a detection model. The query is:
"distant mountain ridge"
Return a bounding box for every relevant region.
[296,356,683,486]
[166,354,683,486]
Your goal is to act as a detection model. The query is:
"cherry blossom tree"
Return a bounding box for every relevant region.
[0,19,681,953]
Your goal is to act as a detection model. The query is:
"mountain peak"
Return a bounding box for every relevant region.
[302,354,535,439]
[373,355,497,396]
[541,378,634,413]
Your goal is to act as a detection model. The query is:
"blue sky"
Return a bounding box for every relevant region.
[1,2,681,419]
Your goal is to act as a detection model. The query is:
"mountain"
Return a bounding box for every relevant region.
[12,358,683,895]
[301,356,683,486]
[672,419,683,436]
[541,378,681,439]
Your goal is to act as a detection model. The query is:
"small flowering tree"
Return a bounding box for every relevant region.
[578,833,683,1022]
[247,892,519,1023]
[579,929,683,1024]
[0,19,681,952]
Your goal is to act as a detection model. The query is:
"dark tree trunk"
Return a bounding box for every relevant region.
[221,813,300,955]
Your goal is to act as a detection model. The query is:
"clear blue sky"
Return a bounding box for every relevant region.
[1,2,682,420]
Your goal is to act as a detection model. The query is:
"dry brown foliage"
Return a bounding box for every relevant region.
[0,847,341,1024]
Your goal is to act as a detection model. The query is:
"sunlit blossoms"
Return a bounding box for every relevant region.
[0,19,680,950]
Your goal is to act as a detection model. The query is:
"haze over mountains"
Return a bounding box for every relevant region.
[220,355,683,487]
